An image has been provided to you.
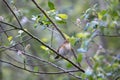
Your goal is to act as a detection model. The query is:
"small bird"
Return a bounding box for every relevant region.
[55,40,72,59]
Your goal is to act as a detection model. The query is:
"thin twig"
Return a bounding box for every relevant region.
[23,29,85,72]
[0,20,85,72]
[0,21,20,29]
[3,0,23,29]
[1,48,83,79]
[21,50,83,79]
[0,28,16,33]
[46,26,59,35]
[98,34,120,37]
[0,24,9,37]
[0,0,85,72]
[0,37,32,52]
[50,27,54,47]
[31,0,66,40]
[71,48,81,67]
[0,59,80,74]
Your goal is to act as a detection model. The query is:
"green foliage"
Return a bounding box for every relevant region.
[76,54,83,63]
[48,1,55,10]
[0,0,120,80]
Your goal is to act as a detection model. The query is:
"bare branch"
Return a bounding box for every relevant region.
[98,34,120,37]
[0,0,85,72]
[0,59,80,74]
[2,0,23,29]
[0,21,85,72]
[71,48,81,67]
[0,24,9,37]
[1,48,83,79]
[23,29,85,72]
[0,28,16,33]
[0,21,20,29]
[0,37,32,52]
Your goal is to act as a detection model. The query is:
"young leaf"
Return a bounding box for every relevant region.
[8,36,13,41]
[48,1,55,10]
[58,14,68,19]
[40,45,48,51]
[76,32,90,38]
[66,62,73,68]
[77,54,83,63]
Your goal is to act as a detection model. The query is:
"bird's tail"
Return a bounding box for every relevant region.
[55,55,59,59]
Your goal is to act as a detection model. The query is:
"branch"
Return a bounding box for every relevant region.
[0,21,85,72]
[0,59,80,74]
[23,51,84,79]
[3,0,23,29]
[71,48,81,67]
[0,37,32,52]
[23,29,85,72]
[98,34,120,37]
[37,2,82,69]
[1,0,85,73]
[0,28,16,33]
[0,24,9,37]
[31,0,66,40]
[0,21,20,29]
[5,53,79,73]
[2,48,83,79]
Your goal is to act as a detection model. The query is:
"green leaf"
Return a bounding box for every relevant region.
[33,23,38,28]
[98,10,107,20]
[48,1,55,10]
[93,61,99,70]
[58,14,68,19]
[40,45,49,51]
[81,73,87,79]
[77,54,83,62]
[76,32,90,38]
[69,36,76,46]
[34,66,39,72]
[8,36,13,41]
[56,20,66,24]
[66,62,72,68]
[97,78,103,80]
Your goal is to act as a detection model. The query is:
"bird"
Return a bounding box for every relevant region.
[55,40,72,59]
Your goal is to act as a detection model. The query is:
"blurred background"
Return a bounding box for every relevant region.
[0,0,120,80]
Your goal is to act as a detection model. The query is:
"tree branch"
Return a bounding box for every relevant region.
[0,21,85,72]
[0,37,32,52]
[0,24,9,37]
[98,34,120,37]
[23,29,85,72]
[3,0,23,29]
[31,0,66,40]
[0,59,80,74]
[0,28,16,33]
[1,48,83,79]
[0,21,20,29]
